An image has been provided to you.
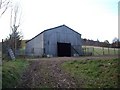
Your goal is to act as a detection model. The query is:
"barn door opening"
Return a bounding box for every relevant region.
[57,42,71,57]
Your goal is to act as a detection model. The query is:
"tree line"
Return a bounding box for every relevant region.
[82,38,120,48]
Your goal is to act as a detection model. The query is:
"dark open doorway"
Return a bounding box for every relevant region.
[57,42,71,57]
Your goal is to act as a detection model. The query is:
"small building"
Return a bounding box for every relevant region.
[25,25,82,57]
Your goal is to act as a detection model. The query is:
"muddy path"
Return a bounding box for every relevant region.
[17,55,118,88]
[17,59,79,88]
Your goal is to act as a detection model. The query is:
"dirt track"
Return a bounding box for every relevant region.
[17,55,118,88]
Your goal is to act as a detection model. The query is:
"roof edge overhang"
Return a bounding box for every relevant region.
[26,24,81,43]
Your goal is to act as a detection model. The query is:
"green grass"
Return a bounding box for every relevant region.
[0,65,2,89]
[2,59,29,88]
[62,58,119,88]
[82,46,119,55]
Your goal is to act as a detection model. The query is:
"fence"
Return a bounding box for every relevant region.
[82,46,119,56]
[16,49,25,56]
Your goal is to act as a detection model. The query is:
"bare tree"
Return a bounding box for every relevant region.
[2,1,23,58]
[9,3,22,55]
[103,40,110,47]
[111,37,120,48]
[0,0,11,17]
[112,37,119,43]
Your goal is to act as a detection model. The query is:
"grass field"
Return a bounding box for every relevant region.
[2,59,29,88]
[62,58,119,88]
[82,46,119,55]
[0,65,2,89]
[0,51,2,89]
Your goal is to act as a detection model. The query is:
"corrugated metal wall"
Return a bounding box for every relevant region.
[44,26,82,56]
[25,33,44,56]
[26,25,82,57]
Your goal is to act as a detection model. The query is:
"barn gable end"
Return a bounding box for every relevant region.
[26,25,82,57]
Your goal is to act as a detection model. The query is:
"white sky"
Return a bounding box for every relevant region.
[0,0,119,43]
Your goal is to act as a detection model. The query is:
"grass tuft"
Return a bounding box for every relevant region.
[2,59,29,88]
[62,58,119,88]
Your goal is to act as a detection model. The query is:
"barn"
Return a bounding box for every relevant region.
[25,25,82,57]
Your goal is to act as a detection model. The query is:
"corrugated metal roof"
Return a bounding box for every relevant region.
[26,24,81,43]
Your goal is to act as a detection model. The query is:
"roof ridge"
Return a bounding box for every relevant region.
[26,24,81,43]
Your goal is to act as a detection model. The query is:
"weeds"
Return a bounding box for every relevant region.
[62,58,119,88]
[2,59,29,88]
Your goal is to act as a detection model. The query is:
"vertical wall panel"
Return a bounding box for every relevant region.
[26,25,82,57]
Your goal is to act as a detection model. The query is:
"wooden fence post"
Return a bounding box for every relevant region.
[114,48,116,55]
[93,47,94,55]
[85,46,86,55]
[108,47,110,55]
[102,47,104,55]
[88,48,89,53]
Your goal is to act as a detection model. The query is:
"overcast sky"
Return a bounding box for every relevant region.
[0,0,119,43]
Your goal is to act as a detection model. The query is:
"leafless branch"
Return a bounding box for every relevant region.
[0,0,10,17]
[10,3,22,33]
[0,4,8,16]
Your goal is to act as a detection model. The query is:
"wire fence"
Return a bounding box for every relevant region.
[82,46,119,56]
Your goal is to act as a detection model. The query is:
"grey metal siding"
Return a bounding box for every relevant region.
[44,30,57,56]
[26,25,82,57]
[44,26,82,56]
[26,33,44,56]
